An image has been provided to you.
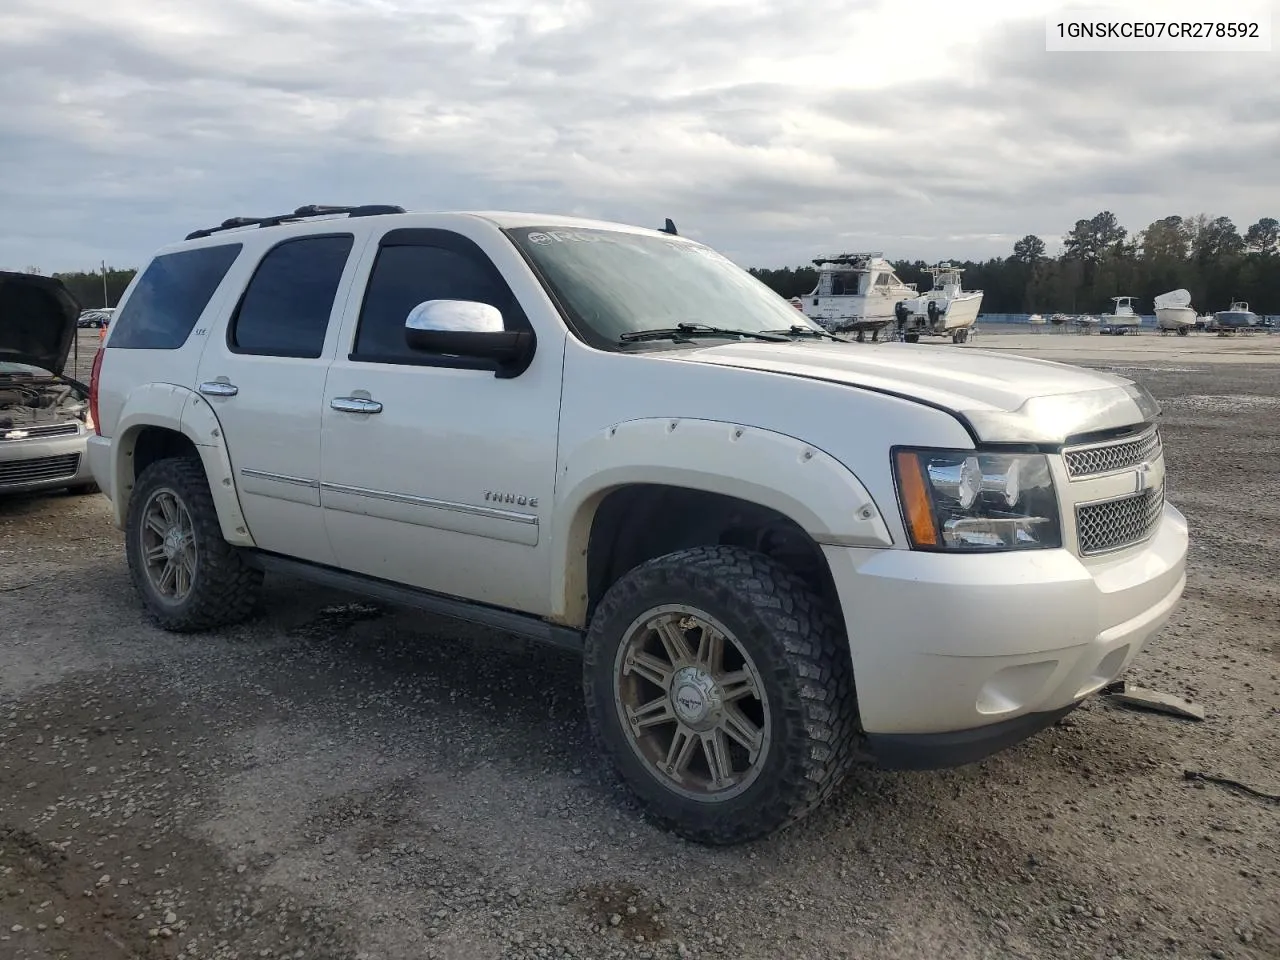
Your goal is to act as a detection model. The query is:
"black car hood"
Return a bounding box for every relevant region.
[0,271,82,376]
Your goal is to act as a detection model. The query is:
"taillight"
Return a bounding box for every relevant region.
[88,346,105,436]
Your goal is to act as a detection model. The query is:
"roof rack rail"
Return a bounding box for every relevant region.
[185,204,406,240]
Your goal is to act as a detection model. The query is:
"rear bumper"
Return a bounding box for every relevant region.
[0,429,94,493]
[87,434,113,497]
[824,502,1189,758]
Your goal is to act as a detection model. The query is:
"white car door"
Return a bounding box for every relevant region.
[319,224,565,615]
[195,229,366,564]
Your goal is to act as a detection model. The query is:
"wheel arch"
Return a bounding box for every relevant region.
[549,418,893,628]
[106,383,255,547]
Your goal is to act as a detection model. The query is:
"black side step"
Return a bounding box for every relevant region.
[246,552,583,653]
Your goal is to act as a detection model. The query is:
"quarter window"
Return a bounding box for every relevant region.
[109,244,242,349]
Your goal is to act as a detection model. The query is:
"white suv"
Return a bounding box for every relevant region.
[87,204,1189,844]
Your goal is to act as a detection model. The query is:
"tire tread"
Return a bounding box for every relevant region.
[125,457,262,632]
[583,544,860,845]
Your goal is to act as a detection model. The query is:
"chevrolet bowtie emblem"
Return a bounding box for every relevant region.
[4,429,29,440]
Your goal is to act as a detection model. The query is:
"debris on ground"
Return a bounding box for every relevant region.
[1103,680,1205,720]
[1184,770,1280,805]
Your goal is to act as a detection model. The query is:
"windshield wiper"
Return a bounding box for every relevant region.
[619,322,793,344]
[763,325,853,343]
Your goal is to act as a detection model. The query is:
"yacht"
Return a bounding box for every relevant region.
[894,262,984,343]
[800,253,917,340]
[1153,289,1197,335]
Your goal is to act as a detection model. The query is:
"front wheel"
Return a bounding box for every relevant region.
[125,457,263,632]
[583,545,859,844]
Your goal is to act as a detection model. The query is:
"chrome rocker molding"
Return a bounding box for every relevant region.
[319,481,539,525]
[240,468,320,489]
[245,552,583,652]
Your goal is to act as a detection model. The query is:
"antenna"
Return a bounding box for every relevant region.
[660,218,678,235]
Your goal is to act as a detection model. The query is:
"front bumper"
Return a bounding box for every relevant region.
[824,502,1189,761]
[864,703,1080,770]
[0,428,94,493]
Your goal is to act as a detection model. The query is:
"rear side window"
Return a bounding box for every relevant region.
[109,244,242,349]
[229,235,354,358]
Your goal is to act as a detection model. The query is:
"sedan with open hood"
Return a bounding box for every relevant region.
[0,271,99,495]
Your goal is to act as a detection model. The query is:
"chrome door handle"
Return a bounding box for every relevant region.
[199,381,239,397]
[330,397,383,414]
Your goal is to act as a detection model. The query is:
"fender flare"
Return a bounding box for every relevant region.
[548,417,893,625]
[106,383,256,547]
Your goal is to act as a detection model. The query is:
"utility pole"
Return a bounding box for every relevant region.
[101,259,109,307]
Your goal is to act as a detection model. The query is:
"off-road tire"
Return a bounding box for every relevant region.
[125,456,262,632]
[583,545,860,845]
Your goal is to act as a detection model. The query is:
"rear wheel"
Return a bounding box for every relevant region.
[583,545,859,844]
[125,457,262,632]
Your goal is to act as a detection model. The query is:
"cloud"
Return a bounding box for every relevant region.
[1,0,1276,272]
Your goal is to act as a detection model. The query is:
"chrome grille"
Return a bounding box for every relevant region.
[0,421,80,442]
[1075,483,1165,556]
[0,453,81,486]
[1064,427,1161,479]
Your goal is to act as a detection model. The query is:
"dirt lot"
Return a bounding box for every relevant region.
[2,332,1277,960]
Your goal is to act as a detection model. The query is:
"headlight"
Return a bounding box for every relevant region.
[893,448,1061,551]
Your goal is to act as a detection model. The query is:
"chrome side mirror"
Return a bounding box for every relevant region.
[403,299,535,378]
[405,299,505,334]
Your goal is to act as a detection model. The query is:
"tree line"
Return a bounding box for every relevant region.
[19,211,1280,316]
[15,265,139,310]
[748,212,1280,315]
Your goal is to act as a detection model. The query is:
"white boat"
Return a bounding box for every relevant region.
[1153,289,1197,335]
[800,253,917,341]
[1027,313,1046,325]
[892,263,984,343]
[1099,296,1141,334]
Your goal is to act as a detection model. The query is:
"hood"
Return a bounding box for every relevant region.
[0,271,82,376]
[671,341,1159,445]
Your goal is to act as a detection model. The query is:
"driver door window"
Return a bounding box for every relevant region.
[351,242,526,365]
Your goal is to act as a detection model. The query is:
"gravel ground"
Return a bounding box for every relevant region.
[1,332,1277,960]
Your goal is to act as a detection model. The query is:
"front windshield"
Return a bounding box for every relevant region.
[506,226,823,348]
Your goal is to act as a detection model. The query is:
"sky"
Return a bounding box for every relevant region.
[1,0,1277,273]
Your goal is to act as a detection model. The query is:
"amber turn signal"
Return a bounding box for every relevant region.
[894,450,940,547]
